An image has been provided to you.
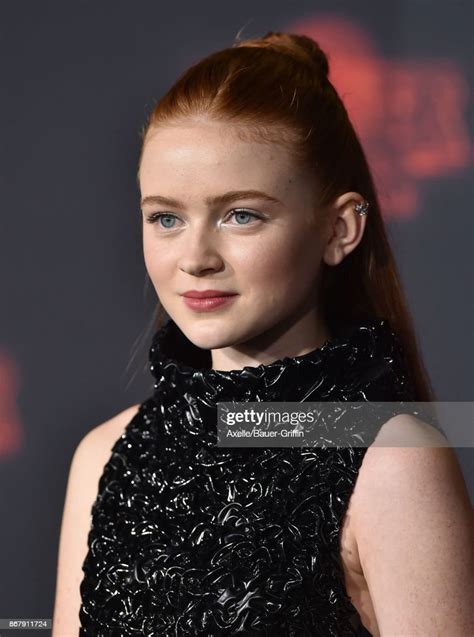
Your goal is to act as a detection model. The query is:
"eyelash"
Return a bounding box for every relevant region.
[145,209,263,229]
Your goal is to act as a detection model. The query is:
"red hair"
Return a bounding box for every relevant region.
[136,31,435,402]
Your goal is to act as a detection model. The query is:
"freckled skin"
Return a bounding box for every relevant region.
[138,117,366,372]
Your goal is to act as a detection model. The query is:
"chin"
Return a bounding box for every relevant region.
[186,328,235,351]
[179,318,242,351]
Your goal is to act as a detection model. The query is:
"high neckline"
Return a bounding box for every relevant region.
[148,316,415,404]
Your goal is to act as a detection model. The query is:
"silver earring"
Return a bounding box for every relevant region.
[355,201,369,216]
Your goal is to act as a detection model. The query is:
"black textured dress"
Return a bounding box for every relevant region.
[78,317,440,636]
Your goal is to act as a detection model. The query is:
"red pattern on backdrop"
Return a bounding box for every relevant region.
[288,15,472,218]
[0,351,22,456]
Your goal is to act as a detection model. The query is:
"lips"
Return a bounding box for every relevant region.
[182,290,237,299]
[182,293,238,312]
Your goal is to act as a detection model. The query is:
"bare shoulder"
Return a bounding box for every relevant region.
[51,402,141,637]
[351,412,470,541]
[79,402,142,460]
[349,413,474,634]
[369,411,448,449]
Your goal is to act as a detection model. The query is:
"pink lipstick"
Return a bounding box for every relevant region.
[181,290,238,312]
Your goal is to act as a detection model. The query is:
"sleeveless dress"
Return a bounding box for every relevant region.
[78,317,442,636]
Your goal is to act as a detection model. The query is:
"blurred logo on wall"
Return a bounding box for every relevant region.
[0,351,22,456]
[289,14,472,218]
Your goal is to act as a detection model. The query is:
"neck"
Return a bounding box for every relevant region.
[210,309,331,372]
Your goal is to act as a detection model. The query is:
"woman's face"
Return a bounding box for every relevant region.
[139,119,332,366]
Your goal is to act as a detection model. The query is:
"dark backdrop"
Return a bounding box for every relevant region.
[0,0,472,624]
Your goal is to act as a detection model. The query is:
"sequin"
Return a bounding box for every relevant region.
[79,317,440,636]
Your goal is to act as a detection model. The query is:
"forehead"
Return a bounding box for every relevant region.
[138,123,307,198]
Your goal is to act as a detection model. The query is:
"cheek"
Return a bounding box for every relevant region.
[237,231,321,291]
[143,235,172,282]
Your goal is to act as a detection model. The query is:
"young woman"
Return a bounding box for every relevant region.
[53,32,473,636]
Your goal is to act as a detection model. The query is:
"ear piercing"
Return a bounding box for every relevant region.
[355,201,369,216]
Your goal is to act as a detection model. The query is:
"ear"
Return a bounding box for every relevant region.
[323,192,369,266]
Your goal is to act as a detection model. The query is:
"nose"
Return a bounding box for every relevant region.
[177,230,224,276]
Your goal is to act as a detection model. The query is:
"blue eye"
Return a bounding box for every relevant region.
[159,214,176,228]
[230,209,260,225]
[146,213,178,228]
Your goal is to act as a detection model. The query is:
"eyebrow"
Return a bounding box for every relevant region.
[140,189,282,209]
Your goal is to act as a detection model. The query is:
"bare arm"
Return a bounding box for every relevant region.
[354,414,474,636]
[51,403,140,637]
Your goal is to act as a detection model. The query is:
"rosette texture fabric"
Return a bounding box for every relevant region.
[79,317,441,636]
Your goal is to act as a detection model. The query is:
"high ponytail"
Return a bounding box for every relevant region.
[233,31,330,82]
